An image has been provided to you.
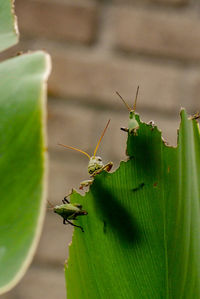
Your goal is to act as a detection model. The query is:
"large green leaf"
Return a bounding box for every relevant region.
[0,0,18,51]
[66,110,200,298]
[0,51,51,294]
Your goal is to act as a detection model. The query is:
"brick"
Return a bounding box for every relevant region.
[114,7,200,61]
[48,99,96,153]
[2,290,13,299]
[15,0,98,44]
[5,266,66,299]
[112,0,188,4]
[189,71,200,112]
[150,0,188,4]
[1,40,198,114]
[48,155,88,206]
[46,46,194,112]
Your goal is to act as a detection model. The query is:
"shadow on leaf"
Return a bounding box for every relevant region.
[91,177,141,247]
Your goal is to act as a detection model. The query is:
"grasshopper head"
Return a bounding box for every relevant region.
[88,156,103,175]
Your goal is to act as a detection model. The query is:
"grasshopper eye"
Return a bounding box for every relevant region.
[98,157,102,162]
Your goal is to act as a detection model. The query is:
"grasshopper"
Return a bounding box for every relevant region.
[49,194,88,232]
[59,120,113,189]
[116,86,140,135]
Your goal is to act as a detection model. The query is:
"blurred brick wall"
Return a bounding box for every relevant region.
[2,0,200,298]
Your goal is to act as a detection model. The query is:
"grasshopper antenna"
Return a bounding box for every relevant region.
[47,200,54,210]
[93,119,111,157]
[116,91,131,112]
[58,144,90,159]
[133,86,139,112]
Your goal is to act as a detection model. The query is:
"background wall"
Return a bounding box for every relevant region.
[2,0,200,297]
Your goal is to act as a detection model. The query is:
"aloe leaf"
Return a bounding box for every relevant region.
[66,110,200,298]
[0,51,51,294]
[0,0,18,52]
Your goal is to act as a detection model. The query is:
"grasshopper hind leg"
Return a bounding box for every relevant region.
[63,219,84,232]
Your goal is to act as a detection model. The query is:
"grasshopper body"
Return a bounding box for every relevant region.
[53,196,87,232]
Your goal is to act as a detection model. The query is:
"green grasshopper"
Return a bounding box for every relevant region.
[116,86,140,135]
[59,120,113,189]
[50,195,88,232]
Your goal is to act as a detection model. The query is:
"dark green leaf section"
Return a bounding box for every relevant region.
[0,52,50,293]
[0,0,18,52]
[66,110,200,298]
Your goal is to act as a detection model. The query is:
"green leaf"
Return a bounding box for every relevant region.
[0,51,51,294]
[0,0,18,52]
[66,110,200,298]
